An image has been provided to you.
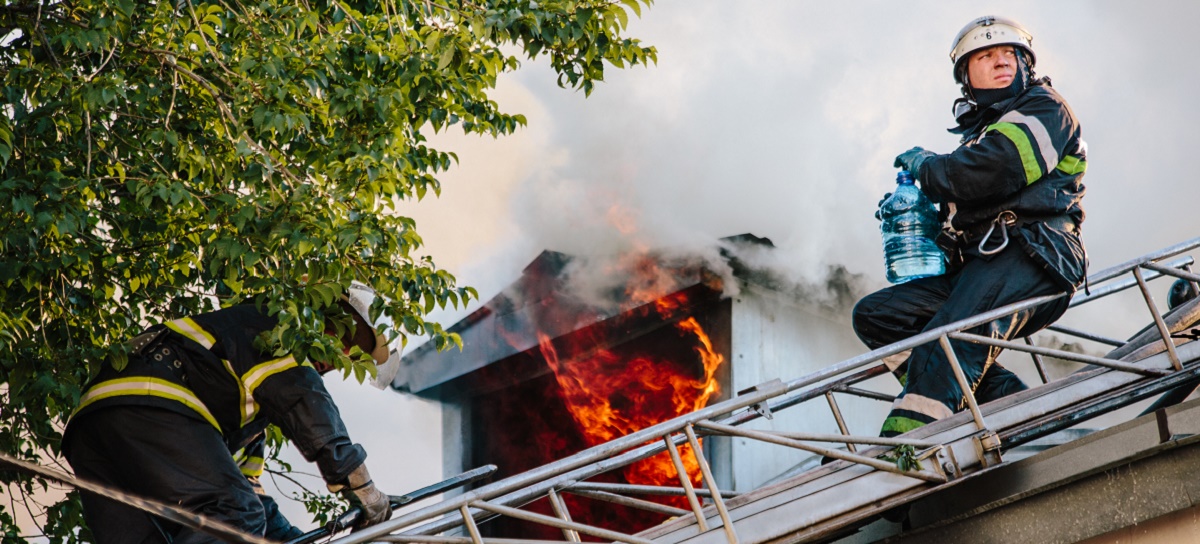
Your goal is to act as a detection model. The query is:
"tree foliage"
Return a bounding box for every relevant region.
[0,0,655,538]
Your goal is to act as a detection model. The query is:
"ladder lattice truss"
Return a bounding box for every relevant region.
[330,236,1200,544]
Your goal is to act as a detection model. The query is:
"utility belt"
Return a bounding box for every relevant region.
[945,211,1078,261]
[126,329,188,382]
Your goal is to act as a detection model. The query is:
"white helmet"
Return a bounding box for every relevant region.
[950,16,1035,84]
[344,281,403,389]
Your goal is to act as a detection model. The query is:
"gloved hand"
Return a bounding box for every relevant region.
[874,193,892,221]
[893,147,937,178]
[332,464,391,529]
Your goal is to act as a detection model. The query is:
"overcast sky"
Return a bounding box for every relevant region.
[274,1,1200,531]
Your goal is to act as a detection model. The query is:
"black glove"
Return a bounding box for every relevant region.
[331,464,391,529]
[874,192,892,221]
[893,147,937,179]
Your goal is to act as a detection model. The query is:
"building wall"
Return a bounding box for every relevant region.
[723,282,896,492]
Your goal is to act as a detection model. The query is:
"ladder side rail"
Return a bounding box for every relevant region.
[1079,236,1200,285]
[470,500,655,544]
[334,381,789,543]
[949,332,1170,376]
[1001,359,1200,447]
[566,489,692,517]
[646,344,1200,544]
[1142,261,1200,283]
[334,239,1200,543]
[1068,255,1193,307]
[1043,324,1126,347]
[775,246,1196,408]
[567,482,737,499]
[369,431,733,541]
[380,272,1169,541]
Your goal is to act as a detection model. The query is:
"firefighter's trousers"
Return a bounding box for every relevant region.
[852,243,1072,437]
[65,406,267,543]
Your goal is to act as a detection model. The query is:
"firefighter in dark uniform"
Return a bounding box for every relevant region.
[63,283,397,542]
[852,16,1088,437]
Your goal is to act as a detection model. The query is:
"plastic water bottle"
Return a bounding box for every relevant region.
[880,170,945,284]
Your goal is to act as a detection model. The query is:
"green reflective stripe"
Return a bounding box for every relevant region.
[987,122,1042,185]
[238,456,265,477]
[881,416,927,436]
[166,317,215,349]
[242,355,300,423]
[997,111,1059,169]
[1057,155,1087,174]
[74,377,221,432]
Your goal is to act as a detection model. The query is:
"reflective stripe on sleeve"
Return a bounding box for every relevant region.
[238,456,265,477]
[73,377,222,432]
[986,122,1043,185]
[165,317,216,349]
[996,110,1059,174]
[223,359,251,428]
[240,355,301,424]
[1057,155,1087,175]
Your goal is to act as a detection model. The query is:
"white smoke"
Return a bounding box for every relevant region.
[409,1,1200,338]
[291,0,1200,532]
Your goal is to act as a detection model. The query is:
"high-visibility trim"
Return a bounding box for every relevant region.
[1057,155,1087,175]
[223,359,251,428]
[165,318,216,349]
[987,122,1043,185]
[74,377,221,432]
[238,456,265,477]
[891,393,954,421]
[240,355,300,424]
[881,416,928,436]
[997,111,1059,173]
[230,446,265,477]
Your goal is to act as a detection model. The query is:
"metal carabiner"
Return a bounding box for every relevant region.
[977,211,1017,256]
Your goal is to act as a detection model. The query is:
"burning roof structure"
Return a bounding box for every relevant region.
[393,234,878,537]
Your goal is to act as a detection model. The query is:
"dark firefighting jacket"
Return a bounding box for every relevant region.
[65,305,366,485]
[916,80,1088,291]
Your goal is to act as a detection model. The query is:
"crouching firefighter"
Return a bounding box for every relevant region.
[852,16,1088,437]
[63,282,402,543]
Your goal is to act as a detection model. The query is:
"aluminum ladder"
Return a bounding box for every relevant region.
[331,237,1200,544]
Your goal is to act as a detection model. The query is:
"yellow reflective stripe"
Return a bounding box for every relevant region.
[238,456,265,477]
[74,377,222,432]
[987,122,1043,185]
[223,359,251,428]
[165,318,215,349]
[241,355,300,423]
[891,393,954,421]
[997,111,1059,171]
[1057,155,1087,175]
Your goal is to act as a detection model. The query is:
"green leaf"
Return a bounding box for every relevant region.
[0,0,658,533]
[437,46,456,71]
[621,0,642,17]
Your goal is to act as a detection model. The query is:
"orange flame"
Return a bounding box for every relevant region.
[537,312,724,489]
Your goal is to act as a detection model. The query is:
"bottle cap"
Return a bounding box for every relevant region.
[896,170,915,184]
